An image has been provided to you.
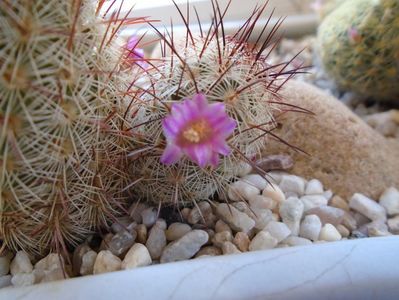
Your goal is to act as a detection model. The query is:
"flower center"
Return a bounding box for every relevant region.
[181,119,211,144]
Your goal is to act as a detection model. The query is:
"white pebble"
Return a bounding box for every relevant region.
[251,208,274,230]
[264,221,291,243]
[236,162,252,177]
[387,216,399,234]
[349,193,387,221]
[165,223,192,241]
[0,275,12,288]
[379,187,399,216]
[266,171,288,185]
[141,207,158,228]
[300,195,328,211]
[10,251,33,275]
[249,231,278,251]
[11,273,35,287]
[228,181,260,202]
[160,230,209,263]
[35,253,64,272]
[146,222,167,260]
[216,203,256,233]
[305,179,324,195]
[279,197,304,235]
[221,242,242,255]
[282,236,312,247]
[323,190,333,201]
[248,195,276,210]
[242,174,268,190]
[300,215,322,241]
[212,231,233,248]
[93,250,121,275]
[279,175,306,196]
[122,243,152,270]
[319,224,342,242]
[80,251,97,276]
[262,183,285,203]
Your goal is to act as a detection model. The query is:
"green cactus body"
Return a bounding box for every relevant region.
[0,0,135,256]
[317,0,399,101]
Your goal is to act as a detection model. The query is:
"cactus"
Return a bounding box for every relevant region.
[127,2,308,206]
[317,0,399,101]
[311,0,348,20]
[0,0,143,256]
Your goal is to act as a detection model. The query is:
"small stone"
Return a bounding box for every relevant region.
[279,175,306,196]
[93,250,121,274]
[300,215,322,241]
[40,268,67,283]
[216,203,256,233]
[180,208,191,221]
[99,233,113,252]
[262,183,285,203]
[264,221,291,243]
[166,223,192,241]
[362,221,390,237]
[160,230,209,263]
[212,231,233,248]
[248,195,277,210]
[329,195,350,211]
[35,253,64,272]
[188,201,213,225]
[195,246,222,257]
[215,220,232,234]
[108,230,137,257]
[323,190,333,201]
[32,269,45,283]
[250,208,274,230]
[352,212,371,227]
[80,251,97,275]
[256,155,293,171]
[204,229,215,245]
[279,197,304,235]
[155,219,167,230]
[351,230,368,238]
[11,273,35,287]
[336,225,350,238]
[387,216,399,234]
[0,255,11,276]
[305,206,345,226]
[233,232,250,252]
[129,203,148,223]
[72,244,91,275]
[141,207,158,228]
[0,275,12,288]
[349,193,387,221]
[249,231,278,251]
[146,222,167,260]
[282,236,312,247]
[136,224,148,244]
[111,217,134,233]
[342,212,359,231]
[221,242,242,255]
[228,181,260,202]
[122,243,152,270]
[319,224,342,241]
[266,171,289,185]
[236,162,253,177]
[300,195,328,211]
[305,179,324,195]
[242,174,268,190]
[379,187,399,216]
[10,251,33,275]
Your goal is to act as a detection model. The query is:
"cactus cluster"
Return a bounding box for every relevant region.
[317,0,399,101]
[0,0,141,256]
[127,2,307,206]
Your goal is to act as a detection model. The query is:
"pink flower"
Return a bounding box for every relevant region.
[161,93,236,168]
[126,35,146,68]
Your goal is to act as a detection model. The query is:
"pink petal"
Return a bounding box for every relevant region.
[193,93,208,112]
[212,141,231,156]
[185,145,212,168]
[160,143,183,165]
[162,116,184,138]
[210,152,220,167]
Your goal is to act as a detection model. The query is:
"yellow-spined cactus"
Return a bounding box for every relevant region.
[317,0,399,101]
